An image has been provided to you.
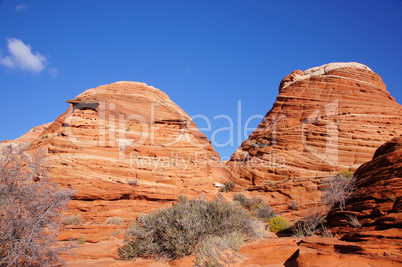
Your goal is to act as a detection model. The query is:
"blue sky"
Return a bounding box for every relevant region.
[0,0,401,159]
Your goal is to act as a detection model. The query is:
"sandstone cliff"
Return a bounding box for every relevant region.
[323,135,402,260]
[227,62,402,211]
[7,81,231,245]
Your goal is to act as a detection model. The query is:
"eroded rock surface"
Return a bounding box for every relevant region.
[227,62,402,211]
[5,81,231,247]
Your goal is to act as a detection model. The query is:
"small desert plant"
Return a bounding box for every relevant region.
[195,232,243,266]
[127,179,139,186]
[118,196,261,263]
[321,224,333,237]
[220,182,235,192]
[106,216,124,225]
[346,214,361,228]
[289,201,298,210]
[77,236,86,245]
[65,214,83,226]
[321,171,356,211]
[255,205,277,223]
[233,194,249,207]
[268,216,290,233]
[292,211,326,239]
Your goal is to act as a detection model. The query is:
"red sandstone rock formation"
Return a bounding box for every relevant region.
[227,62,402,211]
[4,81,231,250]
[325,135,402,261]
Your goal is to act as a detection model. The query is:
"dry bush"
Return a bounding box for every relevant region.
[106,217,124,225]
[0,143,74,266]
[292,211,327,239]
[65,214,83,226]
[220,182,235,192]
[118,195,261,264]
[346,214,361,228]
[321,171,356,211]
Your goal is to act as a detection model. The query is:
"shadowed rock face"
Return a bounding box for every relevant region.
[11,81,231,226]
[316,135,402,263]
[226,62,402,210]
[327,135,402,243]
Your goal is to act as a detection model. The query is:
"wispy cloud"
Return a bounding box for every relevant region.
[15,4,27,11]
[0,38,47,73]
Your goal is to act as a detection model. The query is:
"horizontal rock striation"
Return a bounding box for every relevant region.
[6,81,231,239]
[227,62,402,209]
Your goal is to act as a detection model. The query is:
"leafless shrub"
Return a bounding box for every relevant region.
[65,214,83,226]
[292,211,326,239]
[106,217,124,225]
[346,214,361,228]
[321,171,356,211]
[289,201,298,210]
[127,179,139,186]
[0,143,75,266]
[220,182,235,192]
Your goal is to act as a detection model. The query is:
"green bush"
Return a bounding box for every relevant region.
[268,216,289,233]
[220,182,235,192]
[118,196,261,263]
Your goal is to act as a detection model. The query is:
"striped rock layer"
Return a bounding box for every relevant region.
[227,62,402,208]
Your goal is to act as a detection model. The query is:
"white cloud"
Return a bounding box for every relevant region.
[16,4,27,11]
[0,38,47,73]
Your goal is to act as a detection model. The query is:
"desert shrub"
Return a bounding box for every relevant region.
[292,211,326,239]
[106,216,124,225]
[233,194,249,207]
[77,236,86,245]
[118,196,261,263]
[0,143,74,266]
[255,205,276,223]
[268,216,290,233]
[128,179,139,186]
[220,182,235,192]
[321,171,356,210]
[289,201,298,210]
[233,194,265,211]
[346,214,361,228]
[195,232,243,266]
[65,214,83,226]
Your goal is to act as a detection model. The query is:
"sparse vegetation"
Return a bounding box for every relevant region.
[220,182,235,192]
[233,194,265,211]
[65,214,83,226]
[232,194,276,223]
[0,143,74,266]
[268,216,290,233]
[289,201,298,210]
[106,216,124,225]
[292,211,327,239]
[321,171,356,211]
[255,205,277,223]
[346,214,361,228]
[118,195,261,264]
[128,179,139,186]
[77,236,86,245]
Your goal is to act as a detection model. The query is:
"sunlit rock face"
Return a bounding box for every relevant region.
[226,62,402,211]
[13,81,230,225]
